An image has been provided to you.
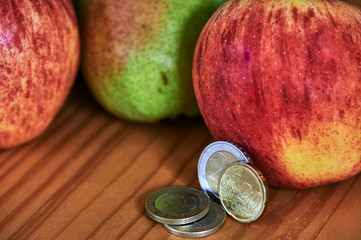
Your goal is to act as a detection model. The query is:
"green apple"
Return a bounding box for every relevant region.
[77,0,225,122]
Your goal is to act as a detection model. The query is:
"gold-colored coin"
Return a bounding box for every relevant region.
[145,186,210,225]
[206,150,240,197]
[218,162,268,223]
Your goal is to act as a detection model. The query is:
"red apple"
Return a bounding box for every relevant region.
[193,0,361,189]
[0,0,80,148]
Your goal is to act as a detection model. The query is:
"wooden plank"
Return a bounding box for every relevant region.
[316,175,361,240]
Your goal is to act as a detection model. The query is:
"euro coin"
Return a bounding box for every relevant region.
[146,186,210,225]
[198,141,250,200]
[218,162,267,223]
[163,200,226,238]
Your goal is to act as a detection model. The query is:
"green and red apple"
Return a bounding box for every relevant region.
[0,0,80,148]
[77,0,224,122]
[193,0,361,188]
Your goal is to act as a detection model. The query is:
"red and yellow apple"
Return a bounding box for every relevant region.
[0,0,80,148]
[193,0,361,188]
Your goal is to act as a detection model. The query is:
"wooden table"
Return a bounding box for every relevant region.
[0,80,360,240]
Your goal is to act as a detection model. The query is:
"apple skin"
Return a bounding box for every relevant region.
[78,0,225,122]
[0,0,80,148]
[193,0,361,189]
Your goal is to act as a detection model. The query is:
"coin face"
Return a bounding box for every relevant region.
[163,200,226,238]
[146,186,210,225]
[206,151,242,195]
[218,163,267,223]
[198,141,250,200]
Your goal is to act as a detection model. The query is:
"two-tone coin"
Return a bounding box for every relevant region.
[198,141,250,200]
[163,200,226,238]
[146,186,210,225]
[218,162,268,223]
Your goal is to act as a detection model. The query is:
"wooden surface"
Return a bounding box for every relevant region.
[0,79,360,240]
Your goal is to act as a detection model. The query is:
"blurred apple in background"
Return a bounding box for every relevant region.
[193,0,361,188]
[77,0,225,122]
[0,0,80,148]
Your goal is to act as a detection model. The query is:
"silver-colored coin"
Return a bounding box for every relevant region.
[198,141,250,200]
[146,186,210,225]
[163,201,226,238]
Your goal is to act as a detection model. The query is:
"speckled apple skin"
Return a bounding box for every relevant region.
[78,0,225,122]
[193,0,361,189]
[0,0,80,148]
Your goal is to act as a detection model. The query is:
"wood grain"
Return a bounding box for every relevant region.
[0,80,360,240]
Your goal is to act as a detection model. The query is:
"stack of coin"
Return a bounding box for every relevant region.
[145,141,268,238]
[145,186,226,238]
